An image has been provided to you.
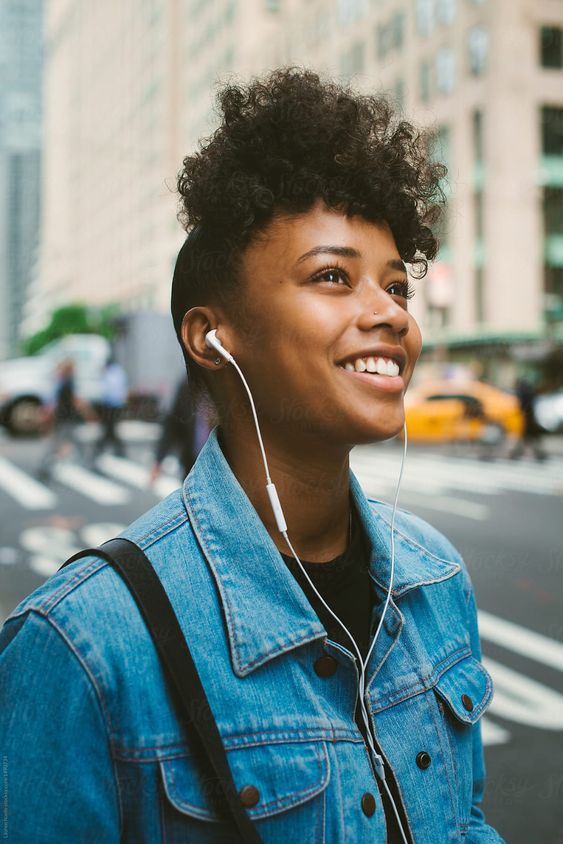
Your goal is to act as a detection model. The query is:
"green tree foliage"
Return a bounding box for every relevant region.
[22,304,118,355]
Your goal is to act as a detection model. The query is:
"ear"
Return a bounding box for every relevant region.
[181,307,232,370]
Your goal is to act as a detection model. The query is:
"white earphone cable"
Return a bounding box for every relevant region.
[208,331,409,843]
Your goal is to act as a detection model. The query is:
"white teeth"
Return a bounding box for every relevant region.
[341,356,401,376]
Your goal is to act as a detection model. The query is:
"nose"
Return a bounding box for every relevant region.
[358,287,410,338]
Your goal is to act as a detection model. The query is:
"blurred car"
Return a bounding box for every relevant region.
[0,334,110,436]
[404,380,524,444]
[534,388,563,434]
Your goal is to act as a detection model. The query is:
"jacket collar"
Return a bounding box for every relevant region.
[183,427,460,677]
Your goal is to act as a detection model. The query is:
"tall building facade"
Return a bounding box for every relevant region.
[0,0,43,359]
[29,0,283,334]
[31,0,563,376]
[28,0,186,331]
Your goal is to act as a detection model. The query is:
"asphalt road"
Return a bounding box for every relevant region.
[0,423,562,843]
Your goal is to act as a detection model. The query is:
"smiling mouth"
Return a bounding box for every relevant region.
[336,355,405,395]
[337,355,401,377]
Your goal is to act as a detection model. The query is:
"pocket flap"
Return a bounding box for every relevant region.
[434,656,493,725]
[159,740,330,821]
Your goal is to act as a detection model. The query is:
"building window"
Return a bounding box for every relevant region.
[436,0,456,25]
[376,24,387,59]
[376,12,404,60]
[468,26,488,76]
[475,267,485,324]
[544,266,563,300]
[226,0,236,23]
[472,107,485,322]
[338,0,368,26]
[351,41,365,74]
[542,106,563,155]
[472,109,483,161]
[544,187,563,237]
[540,26,563,69]
[393,12,405,50]
[474,190,484,239]
[436,47,455,94]
[341,41,365,78]
[431,125,451,168]
[416,0,435,37]
[393,78,405,109]
[419,60,432,103]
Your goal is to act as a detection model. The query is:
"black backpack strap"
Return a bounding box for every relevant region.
[59,538,263,843]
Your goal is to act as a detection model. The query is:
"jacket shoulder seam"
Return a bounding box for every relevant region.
[40,556,108,615]
[35,504,189,616]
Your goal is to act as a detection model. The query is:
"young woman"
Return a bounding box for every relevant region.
[0,70,504,843]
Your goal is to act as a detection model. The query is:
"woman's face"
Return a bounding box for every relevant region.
[228,202,422,447]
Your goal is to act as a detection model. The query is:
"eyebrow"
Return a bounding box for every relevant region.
[296,245,408,275]
[296,245,361,264]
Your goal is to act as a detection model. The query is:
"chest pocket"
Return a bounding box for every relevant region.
[433,655,493,833]
[159,739,330,844]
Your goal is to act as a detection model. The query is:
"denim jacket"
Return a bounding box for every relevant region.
[0,427,504,843]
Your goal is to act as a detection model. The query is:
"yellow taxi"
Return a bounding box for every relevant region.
[404,379,524,443]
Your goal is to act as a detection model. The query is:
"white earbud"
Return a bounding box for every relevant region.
[205,329,234,363]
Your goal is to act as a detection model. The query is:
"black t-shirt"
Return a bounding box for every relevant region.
[280,505,408,844]
[280,503,374,665]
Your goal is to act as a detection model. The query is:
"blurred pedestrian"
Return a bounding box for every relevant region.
[37,359,93,480]
[94,356,128,458]
[149,376,214,483]
[509,377,547,462]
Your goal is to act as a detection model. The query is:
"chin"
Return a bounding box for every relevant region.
[351,413,405,446]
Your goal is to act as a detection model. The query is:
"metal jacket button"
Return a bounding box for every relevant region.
[239,785,260,808]
[314,655,338,677]
[461,694,474,712]
[361,792,376,817]
[416,751,432,770]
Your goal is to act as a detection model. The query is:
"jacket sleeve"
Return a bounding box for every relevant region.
[463,577,506,844]
[0,610,121,842]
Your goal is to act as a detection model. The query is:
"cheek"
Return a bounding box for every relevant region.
[407,315,423,366]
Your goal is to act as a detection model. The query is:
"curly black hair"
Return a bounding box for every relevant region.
[172,68,446,399]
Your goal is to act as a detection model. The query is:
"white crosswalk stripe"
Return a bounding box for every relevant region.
[478,610,563,673]
[95,454,179,498]
[51,462,130,505]
[481,718,511,746]
[0,453,181,509]
[350,447,563,509]
[479,612,563,744]
[0,456,57,510]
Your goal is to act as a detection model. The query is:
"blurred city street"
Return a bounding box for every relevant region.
[0,423,562,841]
[1,0,562,840]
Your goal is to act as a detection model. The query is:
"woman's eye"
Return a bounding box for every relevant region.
[386,279,415,300]
[312,268,349,286]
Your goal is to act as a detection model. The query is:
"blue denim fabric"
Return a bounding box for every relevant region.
[0,427,504,843]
